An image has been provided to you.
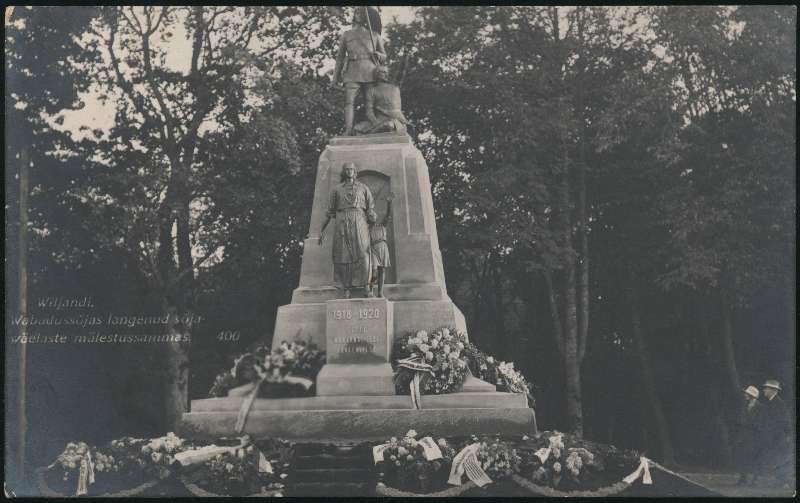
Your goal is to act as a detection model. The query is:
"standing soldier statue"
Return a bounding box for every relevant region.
[333,7,387,136]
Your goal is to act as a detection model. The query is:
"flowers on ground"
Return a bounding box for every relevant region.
[54,442,92,480]
[518,431,639,491]
[201,448,284,496]
[375,430,456,493]
[472,436,522,480]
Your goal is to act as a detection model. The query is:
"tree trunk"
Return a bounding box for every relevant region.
[563,255,582,437]
[787,276,796,352]
[163,303,190,430]
[700,311,733,467]
[16,147,29,481]
[164,196,194,429]
[576,163,589,364]
[559,151,582,436]
[719,292,740,394]
[157,216,174,282]
[629,285,675,465]
[575,5,590,366]
[491,253,506,354]
[543,270,565,357]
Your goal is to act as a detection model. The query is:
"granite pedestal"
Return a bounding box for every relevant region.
[180,386,537,440]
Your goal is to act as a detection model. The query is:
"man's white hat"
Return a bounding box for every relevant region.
[762,379,782,391]
[743,386,759,399]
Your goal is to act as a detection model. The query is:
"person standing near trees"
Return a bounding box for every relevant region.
[333,7,387,136]
[755,380,791,486]
[734,386,763,486]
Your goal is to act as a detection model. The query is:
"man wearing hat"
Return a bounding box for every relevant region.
[755,379,791,486]
[734,386,763,485]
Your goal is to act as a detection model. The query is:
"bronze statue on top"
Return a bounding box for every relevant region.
[333,7,387,136]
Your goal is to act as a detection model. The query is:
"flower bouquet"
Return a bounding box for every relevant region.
[471,435,522,481]
[209,340,325,399]
[513,431,641,496]
[178,441,287,497]
[374,430,456,494]
[136,432,192,479]
[36,440,159,497]
[465,344,534,405]
[392,328,470,403]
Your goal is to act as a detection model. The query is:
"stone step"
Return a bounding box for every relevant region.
[295,453,366,470]
[180,407,537,440]
[292,468,372,484]
[190,390,525,412]
[292,443,368,456]
[287,481,373,497]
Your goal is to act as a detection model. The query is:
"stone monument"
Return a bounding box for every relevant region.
[180,10,535,439]
[180,132,537,440]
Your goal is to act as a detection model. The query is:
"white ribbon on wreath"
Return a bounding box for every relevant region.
[448,443,493,487]
[396,356,434,409]
[234,362,314,434]
[75,451,95,496]
[622,456,653,485]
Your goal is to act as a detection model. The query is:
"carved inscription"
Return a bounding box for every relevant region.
[330,308,381,321]
[326,301,389,363]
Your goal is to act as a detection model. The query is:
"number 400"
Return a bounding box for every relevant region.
[217,330,240,341]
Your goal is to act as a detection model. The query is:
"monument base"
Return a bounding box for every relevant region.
[316,363,395,396]
[180,390,537,441]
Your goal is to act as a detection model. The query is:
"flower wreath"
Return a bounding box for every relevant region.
[392,328,471,405]
[209,340,326,398]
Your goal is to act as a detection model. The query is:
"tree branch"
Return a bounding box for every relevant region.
[140,12,177,150]
[120,7,144,36]
[189,6,204,75]
[543,269,566,357]
[106,13,159,131]
[167,242,225,288]
[150,6,168,35]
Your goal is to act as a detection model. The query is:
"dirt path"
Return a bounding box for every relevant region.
[679,472,795,498]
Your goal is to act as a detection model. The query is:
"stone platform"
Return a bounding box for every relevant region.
[179,390,537,440]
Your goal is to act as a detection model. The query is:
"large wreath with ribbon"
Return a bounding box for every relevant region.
[392,328,471,408]
[373,432,521,494]
[209,340,326,399]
